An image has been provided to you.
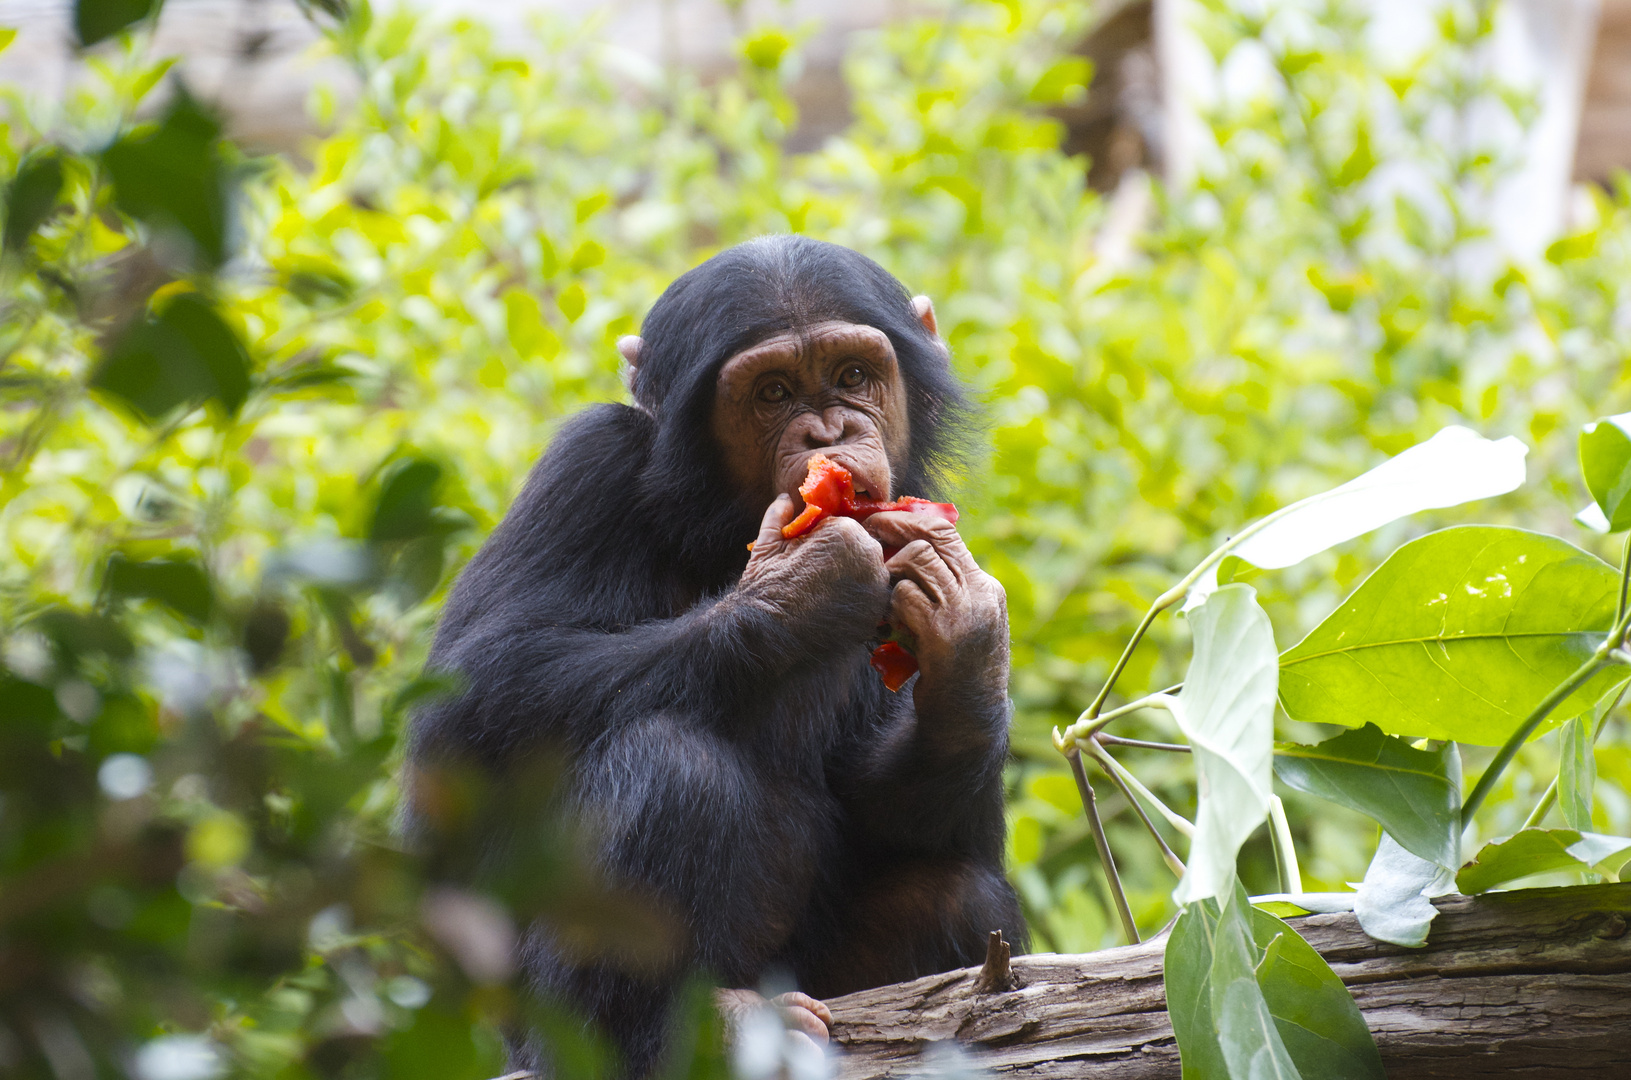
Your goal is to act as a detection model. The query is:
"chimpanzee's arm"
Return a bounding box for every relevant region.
[412,405,887,767]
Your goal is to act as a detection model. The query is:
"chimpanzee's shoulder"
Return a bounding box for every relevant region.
[528,403,656,497]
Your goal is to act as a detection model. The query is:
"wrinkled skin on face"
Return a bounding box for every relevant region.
[710,319,910,508]
[700,302,1012,1047]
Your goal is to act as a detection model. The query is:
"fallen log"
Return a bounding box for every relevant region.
[826,882,1631,1079]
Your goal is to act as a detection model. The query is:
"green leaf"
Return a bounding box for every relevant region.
[1353,833,1454,947]
[1559,710,1599,831]
[1027,57,1092,104]
[101,89,230,268]
[741,29,792,71]
[1211,883,1301,1080]
[104,554,212,623]
[1580,412,1631,532]
[90,293,251,421]
[1168,881,1384,1080]
[3,150,66,255]
[75,0,162,47]
[1172,585,1280,905]
[1279,526,1625,744]
[1166,899,1231,1079]
[1456,828,1631,893]
[1273,723,1460,867]
[1186,426,1526,610]
[369,458,444,543]
[0,29,16,54]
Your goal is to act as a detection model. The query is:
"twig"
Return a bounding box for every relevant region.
[1074,731,1195,837]
[1068,749,1139,945]
[972,930,1016,994]
[1095,734,1191,753]
[1081,738,1188,878]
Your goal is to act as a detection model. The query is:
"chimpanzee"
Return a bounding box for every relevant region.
[406,235,1023,1077]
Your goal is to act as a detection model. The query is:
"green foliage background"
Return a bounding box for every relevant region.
[4,0,1631,1074]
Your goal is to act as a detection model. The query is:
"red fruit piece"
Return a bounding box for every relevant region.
[869,642,918,692]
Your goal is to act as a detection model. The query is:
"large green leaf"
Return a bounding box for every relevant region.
[1456,828,1631,894]
[1580,413,1631,533]
[1273,724,1459,868]
[1172,585,1280,905]
[1167,881,1384,1080]
[1279,526,1624,744]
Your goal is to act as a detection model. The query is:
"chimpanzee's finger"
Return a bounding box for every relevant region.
[779,1004,830,1043]
[773,992,834,1028]
[890,578,936,639]
[884,538,957,606]
[747,494,798,557]
[865,511,976,582]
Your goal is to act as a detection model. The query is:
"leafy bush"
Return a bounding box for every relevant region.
[3,0,1630,1075]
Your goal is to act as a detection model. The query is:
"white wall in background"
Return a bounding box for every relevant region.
[1155,0,1601,263]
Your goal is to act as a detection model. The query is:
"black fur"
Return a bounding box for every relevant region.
[407,236,1022,1076]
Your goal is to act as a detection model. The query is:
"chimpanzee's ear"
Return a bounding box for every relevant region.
[911,295,939,338]
[617,335,644,367]
[618,335,644,396]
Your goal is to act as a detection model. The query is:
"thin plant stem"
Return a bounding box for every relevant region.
[1068,749,1139,945]
[1095,734,1191,753]
[1057,692,1180,749]
[1083,738,1186,878]
[1268,796,1303,894]
[1521,777,1558,830]
[1083,496,1336,720]
[1462,608,1631,828]
[1081,735,1196,838]
[1620,531,1631,625]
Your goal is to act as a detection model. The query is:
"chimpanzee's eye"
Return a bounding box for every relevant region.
[838,364,866,388]
[758,381,790,404]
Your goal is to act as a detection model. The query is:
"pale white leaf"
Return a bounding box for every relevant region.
[1576,501,1612,534]
[1565,832,1631,874]
[1171,585,1280,905]
[1185,426,1526,610]
[1353,833,1455,947]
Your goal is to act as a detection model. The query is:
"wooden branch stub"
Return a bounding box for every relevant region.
[827,882,1631,1080]
[971,930,1016,994]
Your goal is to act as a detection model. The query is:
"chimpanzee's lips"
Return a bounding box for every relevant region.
[791,449,888,505]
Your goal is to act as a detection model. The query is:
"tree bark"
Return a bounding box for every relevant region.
[825,882,1631,1079]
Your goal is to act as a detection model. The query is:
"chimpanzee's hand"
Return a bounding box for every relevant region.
[739,494,890,641]
[714,987,833,1051]
[864,512,1010,708]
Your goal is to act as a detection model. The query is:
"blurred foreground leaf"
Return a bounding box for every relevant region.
[104,553,213,622]
[75,0,162,47]
[101,89,231,268]
[3,150,66,255]
[90,292,250,420]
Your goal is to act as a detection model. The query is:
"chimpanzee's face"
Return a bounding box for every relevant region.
[710,320,911,507]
